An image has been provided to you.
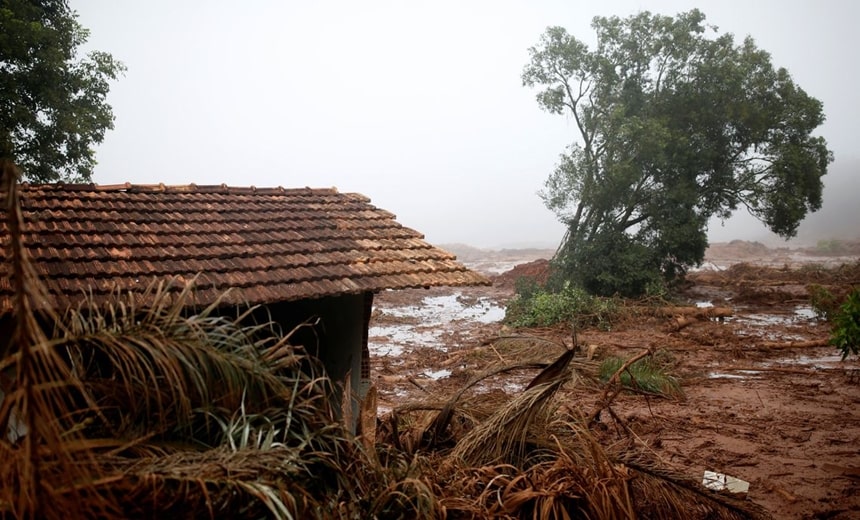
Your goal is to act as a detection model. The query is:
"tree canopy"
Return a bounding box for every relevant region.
[1,0,124,183]
[523,9,832,296]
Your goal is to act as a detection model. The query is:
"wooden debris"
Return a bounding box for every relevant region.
[656,306,734,332]
[588,347,654,425]
[823,463,860,480]
[774,487,798,503]
[757,339,829,349]
[666,316,700,332]
[359,385,378,459]
[659,306,735,318]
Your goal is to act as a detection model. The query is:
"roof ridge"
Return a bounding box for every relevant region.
[16,182,348,196]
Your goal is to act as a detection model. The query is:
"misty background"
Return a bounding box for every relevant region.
[73,0,858,249]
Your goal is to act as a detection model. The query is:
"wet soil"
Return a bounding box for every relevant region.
[369,242,860,519]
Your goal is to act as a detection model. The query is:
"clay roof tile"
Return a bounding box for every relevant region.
[0,183,489,312]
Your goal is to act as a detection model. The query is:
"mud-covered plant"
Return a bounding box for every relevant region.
[808,284,840,320]
[831,287,860,360]
[598,352,682,397]
[505,284,619,330]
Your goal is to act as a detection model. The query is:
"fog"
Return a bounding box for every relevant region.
[73,0,859,249]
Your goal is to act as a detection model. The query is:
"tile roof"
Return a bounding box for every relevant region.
[0,183,489,312]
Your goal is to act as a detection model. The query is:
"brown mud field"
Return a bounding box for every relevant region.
[369,242,860,519]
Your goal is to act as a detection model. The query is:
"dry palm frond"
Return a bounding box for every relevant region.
[440,416,768,520]
[51,282,335,448]
[449,349,574,467]
[448,381,562,467]
[1,160,114,518]
[348,448,445,519]
[619,449,770,520]
[390,344,593,454]
[101,446,318,519]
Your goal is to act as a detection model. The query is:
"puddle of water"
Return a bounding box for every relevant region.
[423,369,451,380]
[466,260,526,275]
[692,262,725,272]
[368,325,439,356]
[696,301,714,308]
[766,353,844,370]
[727,304,821,342]
[369,291,504,358]
[384,292,505,324]
[730,305,818,329]
[473,379,527,394]
[504,381,526,393]
[367,341,404,357]
[708,371,762,380]
[794,305,817,320]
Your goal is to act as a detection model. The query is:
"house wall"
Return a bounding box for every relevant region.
[257,292,372,425]
[0,316,13,356]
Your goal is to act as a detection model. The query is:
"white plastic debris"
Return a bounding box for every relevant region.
[703,470,750,494]
[0,389,29,443]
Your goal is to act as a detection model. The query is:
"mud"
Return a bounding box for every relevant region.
[368,242,860,519]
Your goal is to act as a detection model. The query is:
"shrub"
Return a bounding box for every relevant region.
[831,287,860,360]
[505,283,618,330]
[816,239,846,255]
[514,275,542,300]
[558,230,665,298]
[808,284,840,320]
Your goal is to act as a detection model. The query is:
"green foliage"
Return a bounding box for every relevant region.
[808,284,840,320]
[0,0,125,182]
[831,287,860,360]
[644,278,671,301]
[523,9,833,297]
[514,275,542,300]
[815,239,847,255]
[561,229,664,297]
[505,283,618,329]
[599,352,682,397]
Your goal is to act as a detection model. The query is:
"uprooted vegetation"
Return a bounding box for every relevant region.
[359,251,860,518]
[502,257,860,334]
[0,175,770,518]
[2,310,770,518]
[0,282,765,518]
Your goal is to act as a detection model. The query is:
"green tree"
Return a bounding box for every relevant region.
[523,10,832,296]
[1,0,124,183]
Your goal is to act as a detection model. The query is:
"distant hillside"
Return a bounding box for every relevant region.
[440,244,556,264]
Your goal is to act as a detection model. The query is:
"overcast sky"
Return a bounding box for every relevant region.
[73,0,858,249]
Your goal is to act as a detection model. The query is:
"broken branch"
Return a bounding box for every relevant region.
[588,347,654,426]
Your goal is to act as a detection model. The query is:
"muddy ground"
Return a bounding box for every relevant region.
[368,241,860,519]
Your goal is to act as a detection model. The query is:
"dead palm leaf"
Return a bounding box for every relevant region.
[49,281,336,448]
[1,160,114,518]
[449,349,574,467]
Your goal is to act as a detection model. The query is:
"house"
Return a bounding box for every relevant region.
[0,182,489,412]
